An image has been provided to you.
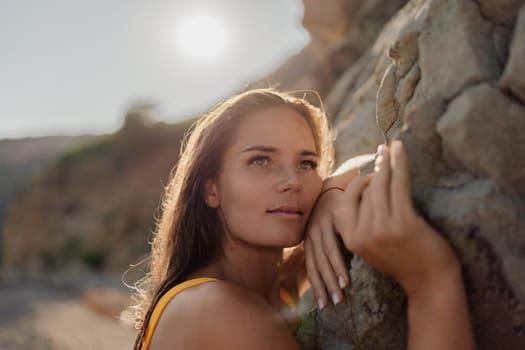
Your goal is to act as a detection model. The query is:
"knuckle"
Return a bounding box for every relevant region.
[392,214,412,235]
[371,222,385,239]
[391,220,404,236]
[325,243,339,257]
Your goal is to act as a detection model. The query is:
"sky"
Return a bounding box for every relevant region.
[0,0,309,139]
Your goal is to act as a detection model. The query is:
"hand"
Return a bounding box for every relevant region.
[309,141,474,349]
[304,166,371,309]
[334,141,459,297]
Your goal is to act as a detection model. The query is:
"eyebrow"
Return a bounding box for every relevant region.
[241,145,319,157]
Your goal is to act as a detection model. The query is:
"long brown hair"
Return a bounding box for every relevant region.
[131,88,333,349]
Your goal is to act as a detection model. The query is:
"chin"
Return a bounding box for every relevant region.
[280,233,305,248]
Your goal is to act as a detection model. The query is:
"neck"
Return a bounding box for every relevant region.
[194,238,284,306]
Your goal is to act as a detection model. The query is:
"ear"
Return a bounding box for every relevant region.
[204,178,220,208]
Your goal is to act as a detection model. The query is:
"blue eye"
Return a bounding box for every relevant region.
[299,159,318,170]
[249,156,271,167]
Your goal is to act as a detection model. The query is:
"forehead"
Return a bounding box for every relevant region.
[230,106,317,152]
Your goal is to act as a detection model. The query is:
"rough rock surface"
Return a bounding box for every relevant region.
[317,0,525,349]
[500,4,525,104]
[251,0,407,98]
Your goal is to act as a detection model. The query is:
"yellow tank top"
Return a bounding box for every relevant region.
[141,277,298,350]
[141,277,217,350]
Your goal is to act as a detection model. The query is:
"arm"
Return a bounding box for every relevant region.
[333,141,474,349]
[304,153,374,308]
[407,264,474,349]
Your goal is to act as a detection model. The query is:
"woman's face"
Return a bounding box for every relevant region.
[205,106,323,248]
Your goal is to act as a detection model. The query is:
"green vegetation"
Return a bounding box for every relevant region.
[39,236,109,272]
[40,249,59,270]
[80,248,107,271]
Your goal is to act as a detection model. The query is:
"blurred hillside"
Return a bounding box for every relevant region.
[0,135,98,218]
[0,136,98,260]
[1,107,192,277]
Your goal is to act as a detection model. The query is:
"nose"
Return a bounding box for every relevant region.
[277,165,302,193]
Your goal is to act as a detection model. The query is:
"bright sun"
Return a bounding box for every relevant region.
[175,13,229,61]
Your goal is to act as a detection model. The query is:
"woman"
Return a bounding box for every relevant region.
[131,89,474,349]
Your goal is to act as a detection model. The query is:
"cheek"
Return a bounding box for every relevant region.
[222,172,265,205]
[219,172,267,221]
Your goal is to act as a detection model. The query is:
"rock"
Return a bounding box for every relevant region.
[324,55,368,121]
[421,179,525,349]
[375,63,398,142]
[318,257,407,350]
[493,25,512,68]
[331,0,433,164]
[391,63,419,134]
[436,83,525,196]
[318,0,525,348]
[500,4,525,104]
[477,0,525,26]
[388,26,420,78]
[251,0,407,98]
[408,0,499,116]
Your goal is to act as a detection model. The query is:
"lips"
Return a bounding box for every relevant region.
[267,205,304,215]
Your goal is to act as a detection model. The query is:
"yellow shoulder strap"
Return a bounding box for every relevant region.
[142,277,217,350]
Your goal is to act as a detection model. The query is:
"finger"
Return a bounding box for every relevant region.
[340,174,372,249]
[342,174,373,228]
[312,222,344,305]
[369,144,391,217]
[304,236,328,310]
[321,221,350,290]
[390,140,413,211]
[355,186,374,240]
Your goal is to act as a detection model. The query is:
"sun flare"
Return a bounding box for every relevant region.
[175,13,229,61]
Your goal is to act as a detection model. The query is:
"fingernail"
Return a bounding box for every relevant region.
[317,298,325,310]
[377,144,385,154]
[338,275,347,289]
[332,292,341,305]
[374,153,384,172]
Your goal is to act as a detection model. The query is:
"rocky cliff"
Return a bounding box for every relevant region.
[1,109,191,276]
[313,0,525,349]
[0,135,98,265]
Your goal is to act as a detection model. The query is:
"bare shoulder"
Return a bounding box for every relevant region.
[149,280,299,350]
